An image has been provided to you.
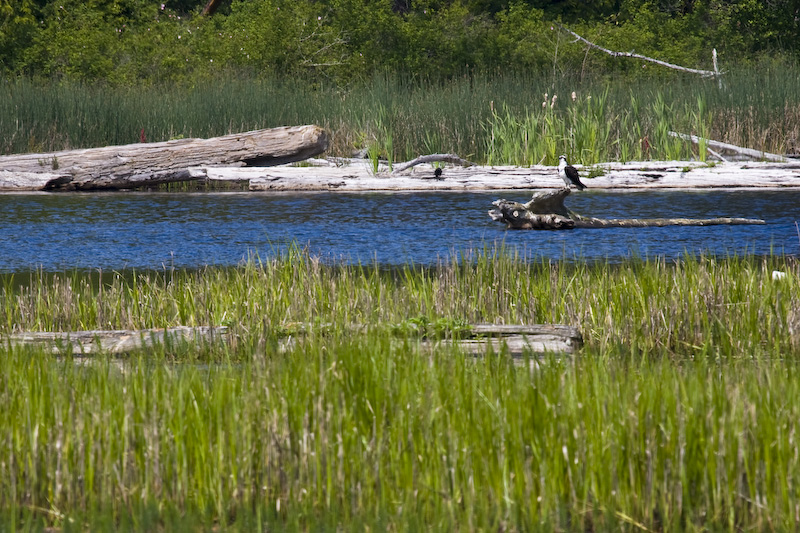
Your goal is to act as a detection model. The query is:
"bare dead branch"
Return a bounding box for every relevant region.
[556,23,720,78]
[392,153,477,173]
[668,131,786,162]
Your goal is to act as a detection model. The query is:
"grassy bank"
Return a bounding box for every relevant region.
[2,250,800,530]
[2,64,799,165]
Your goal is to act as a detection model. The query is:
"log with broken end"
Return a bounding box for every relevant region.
[490,188,766,229]
[0,125,329,191]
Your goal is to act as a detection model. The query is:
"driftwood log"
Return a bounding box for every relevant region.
[433,324,583,356]
[4,323,580,357]
[0,125,329,191]
[196,158,800,191]
[3,326,229,355]
[489,188,766,230]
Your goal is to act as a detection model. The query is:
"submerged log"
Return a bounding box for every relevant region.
[0,125,329,191]
[3,326,228,355]
[490,188,766,230]
[6,322,578,357]
[423,323,582,361]
[571,216,766,228]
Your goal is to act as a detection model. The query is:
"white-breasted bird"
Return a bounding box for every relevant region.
[558,155,587,190]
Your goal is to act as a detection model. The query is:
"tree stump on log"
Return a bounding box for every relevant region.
[489,188,766,229]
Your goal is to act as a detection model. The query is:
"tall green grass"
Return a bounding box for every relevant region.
[1,250,800,530]
[2,249,799,357]
[2,64,799,164]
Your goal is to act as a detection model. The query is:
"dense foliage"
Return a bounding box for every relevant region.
[1,0,799,84]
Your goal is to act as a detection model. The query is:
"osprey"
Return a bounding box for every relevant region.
[558,155,587,190]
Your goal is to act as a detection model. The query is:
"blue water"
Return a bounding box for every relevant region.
[1,189,798,272]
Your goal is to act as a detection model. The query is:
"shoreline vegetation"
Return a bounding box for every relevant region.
[2,249,800,530]
[2,66,800,168]
[4,3,800,528]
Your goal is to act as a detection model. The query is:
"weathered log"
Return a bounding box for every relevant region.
[446,324,581,356]
[5,322,578,358]
[0,125,329,191]
[426,323,582,356]
[202,159,800,191]
[490,188,766,230]
[3,326,228,355]
[572,216,766,228]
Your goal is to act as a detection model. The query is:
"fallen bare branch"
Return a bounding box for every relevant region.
[392,153,476,173]
[669,131,786,162]
[556,23,720,78]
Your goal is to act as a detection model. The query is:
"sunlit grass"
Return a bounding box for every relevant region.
[2,64,799,164]
[1,249,800,530]
[2,248,799,356]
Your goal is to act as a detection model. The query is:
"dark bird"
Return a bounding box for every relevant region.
[558,155,586,190]
[434,167,443,180]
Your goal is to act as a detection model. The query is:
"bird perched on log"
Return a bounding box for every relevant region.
[558,155,587,190]
[434,167,443,180]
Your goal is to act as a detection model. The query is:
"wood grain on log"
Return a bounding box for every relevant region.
[0,125,328,191]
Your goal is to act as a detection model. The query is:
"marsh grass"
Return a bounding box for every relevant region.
[2,248,799,356]
[3,64,800,164]
[2,249,800,529]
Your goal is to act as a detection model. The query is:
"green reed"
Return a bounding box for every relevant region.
[2,248,798,357]
[2,63,799,164]
[1,249,800,530]
[2,249,800,531]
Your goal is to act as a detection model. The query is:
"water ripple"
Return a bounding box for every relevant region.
[1,189,798,272]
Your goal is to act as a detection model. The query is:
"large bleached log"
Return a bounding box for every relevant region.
[205,159,800,191]
[489,188,766,230]
[0,125,329,191]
